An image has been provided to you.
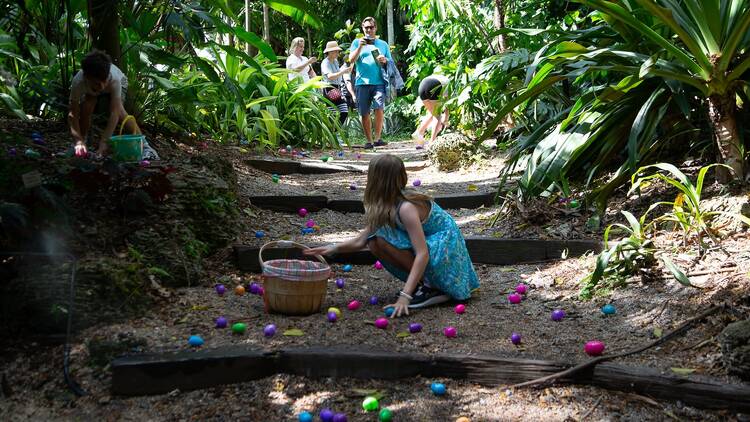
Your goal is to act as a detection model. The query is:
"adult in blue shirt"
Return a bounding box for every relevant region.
[349,17,391,149]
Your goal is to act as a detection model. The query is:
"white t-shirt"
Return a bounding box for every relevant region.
[286,54,311,82]
[69,64,128,103]
[321,57,344,86]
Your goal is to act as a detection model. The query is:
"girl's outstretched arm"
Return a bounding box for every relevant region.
[303,228,370,256]
[387,201,429,317]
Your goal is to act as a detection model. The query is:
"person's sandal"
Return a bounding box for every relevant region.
[364,142,374,149]
[373,139,388,147]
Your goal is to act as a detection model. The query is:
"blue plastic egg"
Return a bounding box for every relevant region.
[255,230,265,238]
[431,382,446,396]
[343,264,353,272]
[384,306,395,317]
[298,411,313,422]
[188,335,204,347]
[602,304,616,315]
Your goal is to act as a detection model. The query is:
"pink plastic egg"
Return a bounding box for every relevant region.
[298,208,308,217]
[515,284,528,295]
[584,340,606,356]
[375,318,388,329]
[306,219,316,228]
[508,293,522,304]
[454,304,466,314]
[374,261,384,270]
[347,300,361,311]
[443,326,457,338]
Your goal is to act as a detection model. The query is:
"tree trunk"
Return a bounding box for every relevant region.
[707,94,744,182]
[245,0,257,55]
[87,0,122,69]
[493,0,507,52]
[387,0,395,49]
[263,3,270,42]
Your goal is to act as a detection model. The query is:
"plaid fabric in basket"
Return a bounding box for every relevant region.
[263,259,331,282]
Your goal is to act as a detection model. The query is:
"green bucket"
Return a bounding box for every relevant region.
[109,134,144,162]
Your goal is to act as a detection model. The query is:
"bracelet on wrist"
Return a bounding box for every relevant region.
[399,290,413,301]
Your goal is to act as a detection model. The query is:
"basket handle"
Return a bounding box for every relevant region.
[119,115,142,136]
[258,240,328,269]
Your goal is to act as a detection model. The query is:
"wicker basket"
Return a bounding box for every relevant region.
[260,241,331,315]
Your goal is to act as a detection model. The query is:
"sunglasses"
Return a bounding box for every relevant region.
[363,25,375,29]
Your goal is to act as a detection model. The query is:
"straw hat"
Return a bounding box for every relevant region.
[323,41,343,54]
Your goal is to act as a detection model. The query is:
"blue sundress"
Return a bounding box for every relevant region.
[373,201,480,300]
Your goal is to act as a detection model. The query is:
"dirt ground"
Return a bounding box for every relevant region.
[2,128,750,421]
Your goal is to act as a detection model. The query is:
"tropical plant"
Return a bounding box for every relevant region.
[629,163,750,249]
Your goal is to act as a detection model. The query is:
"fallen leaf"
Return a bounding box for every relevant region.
[653,327,663,338]
[670,367,696,375]
[190,305,209,311]
[396,332,410,338]
[283,329,304,336]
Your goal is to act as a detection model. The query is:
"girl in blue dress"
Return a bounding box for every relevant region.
[305,154,479,317]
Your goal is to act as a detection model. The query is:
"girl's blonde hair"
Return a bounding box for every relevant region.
[288,37,305,55]
[364,154,431,230]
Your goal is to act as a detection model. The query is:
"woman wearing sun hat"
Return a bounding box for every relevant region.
[320,40,353,127]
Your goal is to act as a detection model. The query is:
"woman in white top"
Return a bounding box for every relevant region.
[285,37,316,82]
[320,40,353,125]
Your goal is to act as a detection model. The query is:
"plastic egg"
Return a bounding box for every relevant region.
[515,284,528,295]
[301,227,314,234]
[338,151,344,157]
[343,264,353,272]
[298,208,308,217]
[584,340,605,356]
[443,326,457,338]
[349,184,357,190]
[467,184,478,192]
[384,306,395,317]
[510,332,522,345]
[378,408,393,422]
[319,409,334,422]
[413,179,422,187]
[454,304,466,314]
[234,285,246,296]
[431,382,446,396]
[249,282,260,295]
[327,307,341,318]
[140,160,150,167]
[508,293,521,304]
[298,411,313,422]
[551,309,566,321]
[263,324,277,337]
[568,199,581,208]
[257,286,264,296]
[286,145,293,152]
[215,284,226,295]
[375,318,389,329]
[456,417,471,422]
[327,311,338,322]
[335,278,345,289]
[215,316,228,328]
[332,414,347,422]
[347,300,361,311]
[255,230,265,238]
[408,323,422,333]
[601,304,616,315]
[8,148,16,156]
[374,261,384,270]
[231,323,246,334]
[362,396,379,411]
[306,219,316,228]
[188,335,204,347]
[356,153,362,160]
[369,296,379,305]
[271,174,279,183]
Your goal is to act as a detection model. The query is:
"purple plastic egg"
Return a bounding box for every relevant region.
[249,282,260,295]
[584,340,605,356]
[510,332,522,345]
[320,409,334,422]
[374,261,384,270]
[298,208,308,217]
[335,278,345,289]
[332,413,348,422]
[257,286,264,296]
[215,284,226,295]
[375,318,388,329]
[140,160,150,167]
[412,179,422,187]
[306,219,316,228]
[369,296,378,305]
[443,326,457,338]
[327,311,338,323]
[551,309,566,321]
[349,184,357,190]
[508,293,522,304]
[8,148,17,156]
[408,323,422,333]
[215,316,228,328]
[515,284,528,295]
[263,324,277,337]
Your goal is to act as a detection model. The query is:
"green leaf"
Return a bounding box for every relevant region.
[192,56,221,83]
[653,327,663,338]
[396,332,410,338]
[670,367,696,375]
[283,328,304,336]
[660,256,693,287]
[232,28,277,61]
